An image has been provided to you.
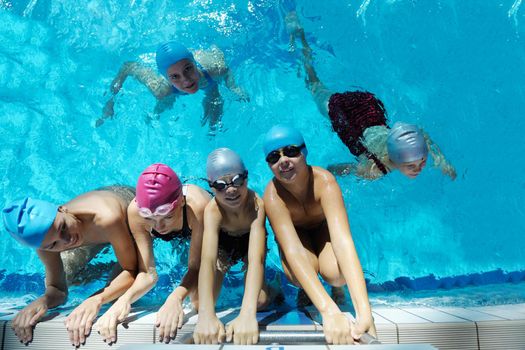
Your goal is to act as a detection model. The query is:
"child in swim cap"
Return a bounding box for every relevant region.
[95,163,211,345]
[193,148,271,345]
[98,41,249,133]
[284,11,456,180]
[262,125,377,344]
[2,186,137,347]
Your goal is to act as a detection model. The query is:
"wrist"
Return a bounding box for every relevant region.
[239,305,257,318]
[320,303,341,317]
[88,294,104,307]
[172,287,186,301]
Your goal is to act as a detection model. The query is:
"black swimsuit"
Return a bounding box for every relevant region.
[328,91,389,175]
[218,230,251,265]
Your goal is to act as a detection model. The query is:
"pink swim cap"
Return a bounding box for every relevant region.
[136,163,182,210]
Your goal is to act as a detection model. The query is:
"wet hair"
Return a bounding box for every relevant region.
[328,91,387,157]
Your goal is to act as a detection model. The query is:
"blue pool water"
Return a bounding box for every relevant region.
[1,0,524,308]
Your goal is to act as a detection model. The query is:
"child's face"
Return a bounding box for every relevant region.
[167,59,200,94]
[268,146,307,183]
[213,174,248,209]
[40,208,82,252]
[397,156,427,178]
[142,204,183,235]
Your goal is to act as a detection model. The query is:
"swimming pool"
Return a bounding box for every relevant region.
[1,0,524,310]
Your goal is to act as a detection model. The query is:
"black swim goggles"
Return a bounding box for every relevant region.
[265,144,305,165]
[208,171,248,191]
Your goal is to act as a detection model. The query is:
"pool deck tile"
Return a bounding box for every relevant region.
[432,306,507,321]
[399,306,469,323]
[371,307,431,324]
[1,303,525,349]
[397,322,479,350]
[476,319,525,350]
[469,305,525,320]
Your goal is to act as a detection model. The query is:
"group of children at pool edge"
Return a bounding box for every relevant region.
[1,8,456,348]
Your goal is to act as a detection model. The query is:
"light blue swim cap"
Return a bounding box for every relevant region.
[262,124,308,158]
[2,197,58,248]
[387,122,429,164]
[155,41,195,78]
[206,148,247,183]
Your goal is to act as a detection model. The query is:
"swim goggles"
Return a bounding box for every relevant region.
[265,144,305,165]
[137,193,182,218]
[208,171,248,191]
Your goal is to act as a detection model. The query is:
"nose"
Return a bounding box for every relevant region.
[153,219,166,231]
[225,185,238,195]
[278,155,291,166]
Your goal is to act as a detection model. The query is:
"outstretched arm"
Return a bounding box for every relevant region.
[11,251,67,345]
[65,220,137,347]
[319,173,376,339]
[156,200,206,344]
[98,62,174,126]
[193,201,225,345]
[94,209,158,344]
[327,161,385,180]
[423,131,457,180]
[226,196,266,345]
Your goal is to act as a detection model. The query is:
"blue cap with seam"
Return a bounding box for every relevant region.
[155,40,195,79]
[262,124,308,158]
[2,197,58,248]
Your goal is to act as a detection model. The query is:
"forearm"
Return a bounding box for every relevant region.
[239,259,264,317]
[90,269,136,305]
[332,240,372,317]
[118,270,157,305]
[197,259,217,316]
[41,285,68,309]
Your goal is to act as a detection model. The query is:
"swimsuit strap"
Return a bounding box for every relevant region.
[195,61,217,92]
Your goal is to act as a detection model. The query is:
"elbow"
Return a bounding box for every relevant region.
[140,270,158,288]
[148,271,159,286]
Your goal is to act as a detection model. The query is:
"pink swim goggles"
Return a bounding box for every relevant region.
[137,195,182,218]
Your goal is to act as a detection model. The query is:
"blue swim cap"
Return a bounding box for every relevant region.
[262,125,308,158]
[387,122,429,164]
[207,148,247,183]
[2,198,58,248]
[155,41,195,78]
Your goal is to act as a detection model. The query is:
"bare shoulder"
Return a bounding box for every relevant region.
[311,166,343,200]
[204,197,222,220]
[312,166,338,185]
[67,190,127,227]
[262,178,278,203]
[186,184,212,214]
